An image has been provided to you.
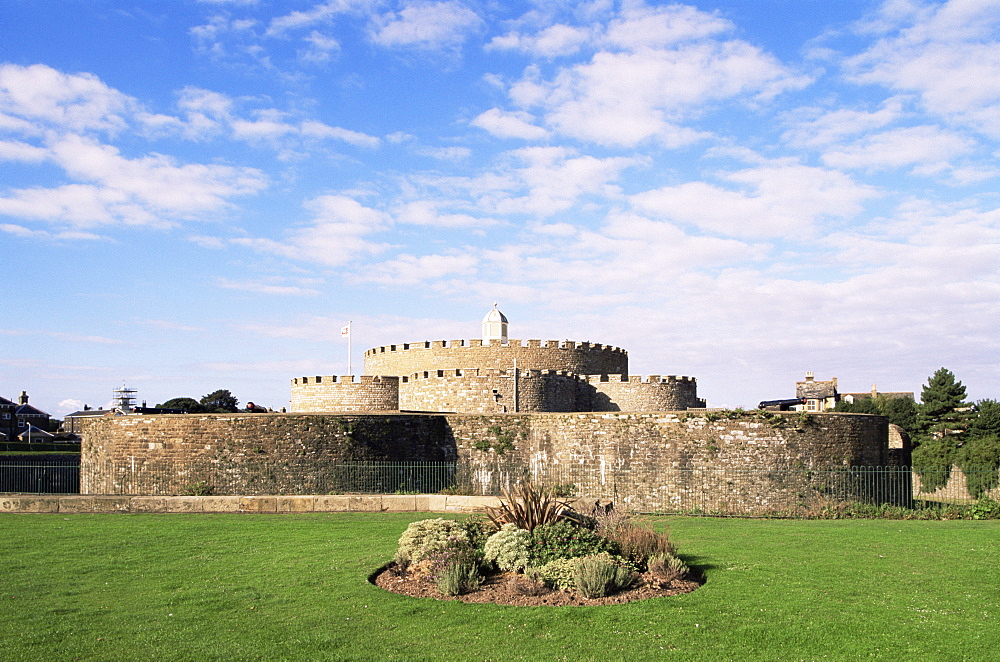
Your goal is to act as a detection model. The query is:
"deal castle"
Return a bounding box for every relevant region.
[290,305,705,414]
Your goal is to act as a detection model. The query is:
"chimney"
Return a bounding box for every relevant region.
[18,391,28,405]
[805,371,814,382]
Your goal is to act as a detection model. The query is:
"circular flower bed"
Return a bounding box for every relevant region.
[371,485,702,606]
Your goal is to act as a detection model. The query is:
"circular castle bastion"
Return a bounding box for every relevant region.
[290,306,704,414]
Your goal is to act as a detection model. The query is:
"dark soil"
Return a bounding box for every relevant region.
[372,562,702,606]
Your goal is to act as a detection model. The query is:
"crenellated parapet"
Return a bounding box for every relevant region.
[363,338,628,378]
[290,375,399,412]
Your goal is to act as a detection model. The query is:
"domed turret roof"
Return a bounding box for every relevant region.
[482,303,509,343]
[482,303,508,324]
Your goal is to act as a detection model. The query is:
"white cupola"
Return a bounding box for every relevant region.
[481,303,509,344]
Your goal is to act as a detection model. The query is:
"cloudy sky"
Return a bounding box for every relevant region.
[2,0,998,416]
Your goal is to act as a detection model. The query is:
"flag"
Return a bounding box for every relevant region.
[341,324,350,337]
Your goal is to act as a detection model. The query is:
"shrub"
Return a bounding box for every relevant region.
[528,519,617,566]
[534,557,578,591]
[460,514,497,551]
[956,434,1000,499]
[573,554,637,598]
[508,569,548,596]
[597,519,673,570]
[483,524,532,572]
[435,561,482,596]
[396,518,468,564]
[648,553,689,583]
[485,482,574,531]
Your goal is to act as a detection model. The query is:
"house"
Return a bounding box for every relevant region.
[0,391,54,443]
[795,372,839,412]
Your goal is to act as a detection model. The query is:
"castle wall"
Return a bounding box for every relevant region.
[290,375,399,412]
[81,412,889,513]
[364,338,628,377]
[587,374,704,411]
[398,369,588,413]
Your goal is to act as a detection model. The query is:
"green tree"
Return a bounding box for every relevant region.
[969,399,1000,438]
[156,397,207,413]
[200,389,239,413]
[916,368,971,444]
[833,394,918,436]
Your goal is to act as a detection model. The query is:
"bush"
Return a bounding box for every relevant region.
[573,554,637,598]
[528,519,617,566]
[396,518,469,564]
[435,561,482,596]
[461,514,497,551]
[483,524,531,572]
[648,553,689,583]
[534,557,578,591]
[956,434,1000,499]
[597,520,673,570]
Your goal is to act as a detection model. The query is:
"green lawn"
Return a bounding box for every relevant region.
[1,513,997,661]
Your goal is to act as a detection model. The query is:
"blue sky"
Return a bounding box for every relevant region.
[2,0,998,416]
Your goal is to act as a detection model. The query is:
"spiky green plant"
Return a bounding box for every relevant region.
[484,482,574,532]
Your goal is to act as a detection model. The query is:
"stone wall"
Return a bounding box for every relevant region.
[290,375,399,412]
[81,411,888,512]
[364,338,628,377]
[588,375,703,411]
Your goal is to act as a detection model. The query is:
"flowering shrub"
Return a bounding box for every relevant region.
[483,523,531,572]
[396,518,469,564]
[528,519,617,566]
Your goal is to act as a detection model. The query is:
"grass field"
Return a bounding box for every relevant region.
[1,513,997,661]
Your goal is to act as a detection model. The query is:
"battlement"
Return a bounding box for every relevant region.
[364,337,629,378]
[364,338,626,355]
[585,374,697,384]
[292,375,398,386]
[401,368,585,382]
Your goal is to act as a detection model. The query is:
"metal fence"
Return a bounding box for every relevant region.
[6,457,999,515]
[0,456,81,494]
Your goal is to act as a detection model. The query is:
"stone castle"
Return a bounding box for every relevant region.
[290,305,705,414]
[78,306,895,512]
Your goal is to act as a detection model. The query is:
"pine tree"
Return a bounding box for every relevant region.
[916,368,971,444]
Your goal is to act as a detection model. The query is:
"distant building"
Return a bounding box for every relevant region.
[0,391,53,442]
[63,384,184,433]
[840,385,915,404]
[796,372,839,412]
[793,373,915,413]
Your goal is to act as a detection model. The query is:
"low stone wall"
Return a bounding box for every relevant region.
[0,494,500,514]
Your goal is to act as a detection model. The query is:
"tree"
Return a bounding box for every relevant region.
[969,399,1000,438]
[833,394,918,436]
[916,368,971,444]
[200,389,239,413]
[156,397,207,413]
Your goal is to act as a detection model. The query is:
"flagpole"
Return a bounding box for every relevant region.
[347,321,352,375]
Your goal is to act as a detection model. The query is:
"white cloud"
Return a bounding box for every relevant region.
[510,42,807,147]
[363,253,477,285]
[602,2,732,49]
[0,63,133,134]
[239,194,390,267]
[370,0,482,50]
[470,108,548,140]
[0,135,267,228]
[781,98,905,149]
[821,125,974,171]
[217,277,321,296]
[487,23,592,57]
[844,0,1000,136]
[631,162,877,238]
[394,200,486,227]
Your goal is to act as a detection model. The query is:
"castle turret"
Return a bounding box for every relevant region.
[481,303,508,344]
